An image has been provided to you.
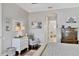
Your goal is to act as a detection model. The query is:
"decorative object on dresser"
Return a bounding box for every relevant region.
[61,26,78,44]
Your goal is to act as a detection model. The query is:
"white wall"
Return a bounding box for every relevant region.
[55,7,79,43]
[0,3,2,55]
[2,3,29,52]
[29,7,79,43]
[29,11,57,44]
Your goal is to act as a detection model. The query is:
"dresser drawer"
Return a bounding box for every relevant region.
[20,40,28,45]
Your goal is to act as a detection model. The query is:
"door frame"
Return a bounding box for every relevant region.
[45,14,57,43]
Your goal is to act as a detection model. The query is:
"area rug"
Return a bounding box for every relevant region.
[24,50,37,56]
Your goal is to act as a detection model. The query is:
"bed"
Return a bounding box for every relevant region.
[41,43,79,56]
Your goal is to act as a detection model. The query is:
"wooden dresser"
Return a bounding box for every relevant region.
[61,27,78,44]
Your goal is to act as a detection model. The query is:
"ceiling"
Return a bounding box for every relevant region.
[17,3,79,12]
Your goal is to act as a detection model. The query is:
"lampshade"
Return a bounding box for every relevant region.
[15,26,21,32]
[21,25,25,31]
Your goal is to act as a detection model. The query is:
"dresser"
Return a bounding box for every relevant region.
[61,27,78,44]
[12,37,28,55]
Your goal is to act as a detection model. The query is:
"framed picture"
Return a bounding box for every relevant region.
[5,18,11,31]
[66,17,76,23]
[31,21,42,29]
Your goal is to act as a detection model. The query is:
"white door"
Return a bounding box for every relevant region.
[48,20,56,42]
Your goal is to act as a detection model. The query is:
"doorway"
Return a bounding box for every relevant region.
[48,20,56,42]
[47,15,57,43]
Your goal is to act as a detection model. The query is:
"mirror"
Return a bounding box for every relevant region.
[13,19,25,38]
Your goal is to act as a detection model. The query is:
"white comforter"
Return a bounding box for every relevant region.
[42,43,79,56]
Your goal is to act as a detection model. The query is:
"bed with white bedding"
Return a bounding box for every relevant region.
[41,43,79,56]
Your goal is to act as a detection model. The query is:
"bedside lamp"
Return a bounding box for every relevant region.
[15,22,25,37]
[15,22,21,32]
[21,25,25,31]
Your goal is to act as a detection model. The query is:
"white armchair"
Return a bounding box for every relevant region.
[28,34,40,49]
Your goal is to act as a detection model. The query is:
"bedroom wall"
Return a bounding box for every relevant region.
[29,7,79,43]
[2,3,29,52]
[0,3,2,55]
[55,7,79,43]
[29,11,57,44]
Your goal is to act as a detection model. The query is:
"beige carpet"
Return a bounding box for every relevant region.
[24,50,37,56]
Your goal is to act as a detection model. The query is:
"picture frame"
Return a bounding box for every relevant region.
[5,18,11,31]
[31,21,42,29]
[66,17,76,23]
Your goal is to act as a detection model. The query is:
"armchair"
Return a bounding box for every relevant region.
[28,34,40,49]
